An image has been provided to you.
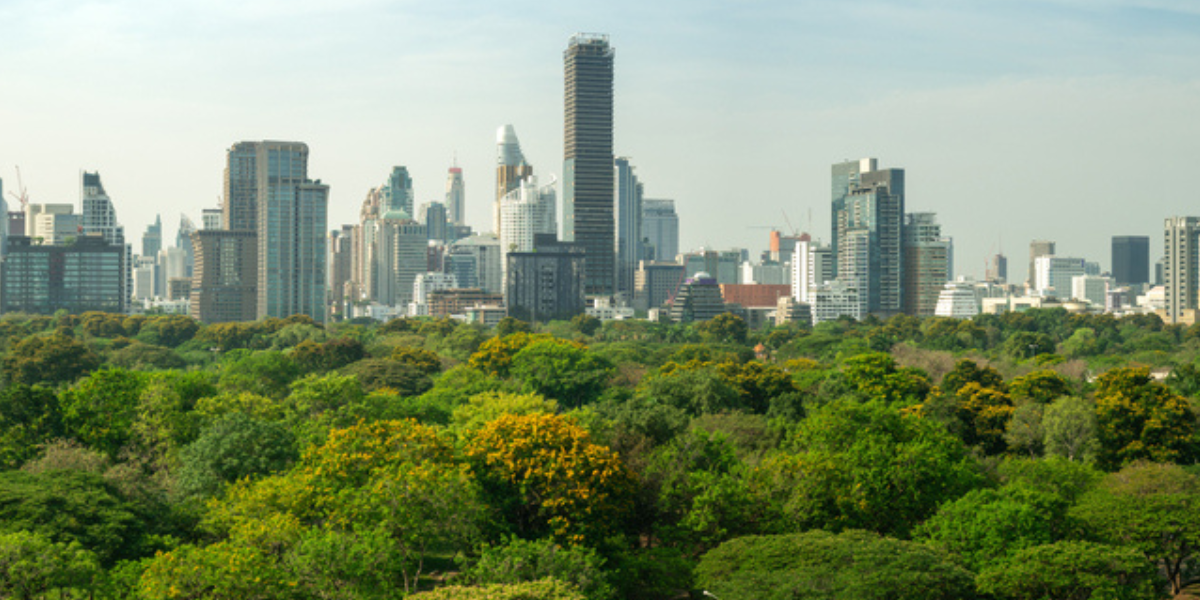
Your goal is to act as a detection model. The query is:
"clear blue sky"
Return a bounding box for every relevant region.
[2,0,1199,283]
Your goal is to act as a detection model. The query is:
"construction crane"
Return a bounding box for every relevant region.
[7,166,29,210]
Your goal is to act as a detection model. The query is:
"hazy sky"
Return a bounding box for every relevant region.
[3,0,1199,283]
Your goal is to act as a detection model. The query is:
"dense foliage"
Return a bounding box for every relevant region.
[0,308,1196,598]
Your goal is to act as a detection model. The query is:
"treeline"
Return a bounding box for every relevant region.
[0,308,1197,599]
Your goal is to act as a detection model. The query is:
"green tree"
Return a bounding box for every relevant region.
[915,486,1063,571]
[752,400,982,537]
[1042,396,1099,462]
[1008,369,1073,404]
[694,530,975,600]
[696,313,748,345]
[0,470,145,566]
[60,368,149,459]
[635,367,740,416]
[1004,403,1044,457]
[392,345,443,375]
[342,359,434,395]
[841,352,931,405]
[218,351,302,398]
[1070,462,1200,596]
[1093,366,1197,469]
[940,359,1005,396]
[176,413,298,498]
[571,314,602,337]
[460,537,614,600]
[975,541,1155,600]
[0,530,100,600]
[451,391,558,433]
[2,333,101,386]
[0,384,63,468]
[510,339,613,408]
[1000,331,1056,362]
[408,579,586,600]
[495,316,533,337]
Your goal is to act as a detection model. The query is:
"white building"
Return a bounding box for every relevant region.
[408,272,459,317]
[25,204,80,245]
[1034,256,1087,298]
[934,281,980,319]
[810,282,861,325]
[791,239,832,304]
[741,261,790,285]
[499,175,557,286]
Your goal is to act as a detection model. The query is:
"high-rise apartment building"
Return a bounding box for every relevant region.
[446,165,465,227]
[420,201,449,242]
[902,212,951,317]
[563,33,615,296]
[832,159,905,317]
[830,158,877,278]
[1112,235,1150,287]
[375,211,426,307]
[1164,216,1200,324]
[499,175,557,287]
[1028,240,1056,288]
[615,157,643,296]
[791,239,833,304]
[642,199,678,262]
[79,172,129,313]
[190,230,257,324]
[496,125,534,234]
[195,141,328,323]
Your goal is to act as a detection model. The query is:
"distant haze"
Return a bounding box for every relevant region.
[2,0,1198,284]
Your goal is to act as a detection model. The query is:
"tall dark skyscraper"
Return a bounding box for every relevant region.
[1112,235,1149,287]
[563,33,615,296]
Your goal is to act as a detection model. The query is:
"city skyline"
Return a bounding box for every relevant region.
[3,1,1200,284]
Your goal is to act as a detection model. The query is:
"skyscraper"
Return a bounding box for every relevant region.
[196,141,328,323]
[255,142,328,322]
[1028,240,1056,288]
[986,253,1007,283]
[642,198,678,262]
[142,214,162,257]
[1164,217,1200,324]
[832,159,905,317]
[80,172,129,313]
[830,158,877,278]
[614,157,642,296]
[1112,235,1150,287]
[563,33,615,296]
[499,175,558,288]
[496,125,534,234]
[445,165,465,227]
[383,166,414,216]
[902,212,951,317]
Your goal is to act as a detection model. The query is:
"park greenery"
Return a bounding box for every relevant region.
[0,308,1199,598]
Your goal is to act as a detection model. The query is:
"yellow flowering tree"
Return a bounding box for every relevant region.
[467,413,636,546]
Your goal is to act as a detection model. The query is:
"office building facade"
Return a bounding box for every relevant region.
[190,230,258,324]
[832,160,905,317]
[902,212,951,317]
[506,234,587,322]
[1112,235,1150,287]
[615,157,642,296]
[642,198,678,262]
[2,235,125,314]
